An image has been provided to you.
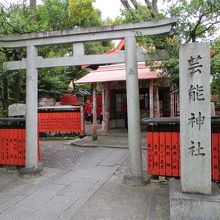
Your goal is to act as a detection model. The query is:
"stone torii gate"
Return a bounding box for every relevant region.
[0,18,176,183]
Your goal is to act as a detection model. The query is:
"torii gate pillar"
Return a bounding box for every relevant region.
[123,36,147,185]
[19,45,43,177]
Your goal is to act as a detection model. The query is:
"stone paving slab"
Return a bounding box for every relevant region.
[71,160,170,220]
[0,147,128,220]
[98,148,128,167]
[57,177,98,197]
[0,205,35,220]
[16,183,66,210]
[27,194,79,220]
[0,195,26,214]
[56,166,121,220]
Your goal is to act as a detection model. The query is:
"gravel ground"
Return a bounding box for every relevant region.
[40,140,94,169]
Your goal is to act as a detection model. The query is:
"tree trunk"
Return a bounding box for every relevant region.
[120,0,132,10]
[120,0,159,17]
[11,49,23,103]
[1,51,12,114]
[2,76,8,114]
[12,71,22,103]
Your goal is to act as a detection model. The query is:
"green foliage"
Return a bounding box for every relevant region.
[120,0,220,88]
[167,0,220,43]
[37,0,70,31]
[115,0,220,92]
[37,0,102,30]
[85,41,113,55]
[120,5,154,23]
[159,0,220,90]
[211,37,220,74]
[0,50,26,116]
[68,0,100,26]
[0,0,113,114]
[109,3,165,26]
[38,67,69,98]
[0,3,40,34]
[211,37,220,96]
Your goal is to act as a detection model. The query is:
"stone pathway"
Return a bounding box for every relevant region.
[0,147,129,220]
[71,159,170,220]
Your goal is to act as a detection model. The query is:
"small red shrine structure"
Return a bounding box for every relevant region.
[75,40,172,135]
[75,62,171,133]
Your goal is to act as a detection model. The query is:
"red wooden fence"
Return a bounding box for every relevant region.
[38,112,81,133]
[0,109,82,166]
[147,131,220,181]
[0,128,40,166]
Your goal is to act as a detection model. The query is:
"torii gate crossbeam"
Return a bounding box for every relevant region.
[0,18,176,184]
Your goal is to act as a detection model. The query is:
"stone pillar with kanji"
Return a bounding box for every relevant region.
[180,42,211,194]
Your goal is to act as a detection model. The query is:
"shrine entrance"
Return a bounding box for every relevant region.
[0,18,176,184]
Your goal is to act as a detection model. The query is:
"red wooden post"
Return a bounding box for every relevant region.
[170,91,175,117]
[103,82,110,135]
[171,131,179,176]
[211,133,219,181]
[149,81,154,118]
[80,104,86,137]
[153,131,160,175]
[153,86,160,118]
[102,85,105,130]
[92,83,97,140]
[165,132,172,176]
[159,132,166,176]
[147,130,153,175]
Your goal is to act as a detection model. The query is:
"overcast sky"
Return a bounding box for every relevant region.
[94,0,123,19]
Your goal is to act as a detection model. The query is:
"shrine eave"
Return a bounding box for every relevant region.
[75,63,162,84]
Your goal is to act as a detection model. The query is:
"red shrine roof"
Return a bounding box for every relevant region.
[81,40,125,70]
[75,40,161,84]
[74,63,161,84]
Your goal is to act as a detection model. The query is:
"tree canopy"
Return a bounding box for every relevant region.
[118,0,220,94]
[0,0,113,115]
[119,0,220,41]
[0,0,219,115]
[211,37,220,98]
